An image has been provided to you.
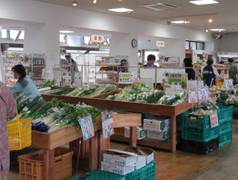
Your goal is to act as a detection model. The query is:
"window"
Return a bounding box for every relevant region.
[59,34,67,43]
[185,40,205,50]
[1,29,8,39]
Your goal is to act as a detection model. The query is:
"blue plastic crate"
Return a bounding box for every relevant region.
[182,127,219,142]
[219,131,232,148]
[182,113,211,130]
[218,106,233,123]
[219,122,233,135]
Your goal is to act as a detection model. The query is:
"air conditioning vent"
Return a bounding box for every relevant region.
[143,3,177,11]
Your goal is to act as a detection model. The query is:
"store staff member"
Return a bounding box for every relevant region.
[202,59,219,87]
[11,64,40,98]
[144,54,157,68]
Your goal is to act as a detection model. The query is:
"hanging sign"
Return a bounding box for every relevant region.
[79,115,95,140]
[101,112,114,139]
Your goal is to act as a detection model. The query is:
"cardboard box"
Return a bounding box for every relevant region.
[125,147,155,164]
[124,127,146,140]
[143,118,169,132]
[101,161,135,175]
[146,130,169,141]
[103,149,137,166]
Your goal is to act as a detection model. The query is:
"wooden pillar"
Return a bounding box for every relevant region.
[171,116,177,152]
[44,149,55,180]
[89,132,99,170]
[130,127,137,147]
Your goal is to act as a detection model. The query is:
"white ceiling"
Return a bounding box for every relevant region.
[34,0,238,32]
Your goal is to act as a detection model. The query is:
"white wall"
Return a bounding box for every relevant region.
[0,0,214,77]
[216,33,238,52]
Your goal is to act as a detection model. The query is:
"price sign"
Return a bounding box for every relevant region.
[119,72,131,84]
[188,90,198,103]
[101,112,114,139]
[79,115,95,140]
[198,87,209,103]
[210,111,219,128]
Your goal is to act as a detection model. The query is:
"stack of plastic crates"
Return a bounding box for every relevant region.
[181,113,219,154]
[218,106,233,147]
[68,162,156,180]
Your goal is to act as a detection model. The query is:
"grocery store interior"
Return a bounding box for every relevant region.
[1,0,238,180]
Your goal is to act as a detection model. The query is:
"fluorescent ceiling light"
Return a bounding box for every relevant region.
[190,0,219,5]
[171,20,190,24]
[108,8,134,13]
[209,28,225,32]
[60,30,74,34]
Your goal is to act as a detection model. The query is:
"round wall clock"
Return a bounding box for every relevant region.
[131,38,138,48]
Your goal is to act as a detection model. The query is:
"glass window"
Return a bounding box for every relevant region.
[19,31,24,40]
[59,34,67,43]
[1,29,8,38]
[185,41,189,49]
[10,30,19,40]
[197,42,205,50]
[190,42,196,50]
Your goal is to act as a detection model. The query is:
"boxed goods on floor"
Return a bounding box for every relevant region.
[143,114,170,142]
[124,127,146,140]
[19,148,73,180]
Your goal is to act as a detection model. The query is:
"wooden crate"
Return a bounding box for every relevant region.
[19,148,73,180]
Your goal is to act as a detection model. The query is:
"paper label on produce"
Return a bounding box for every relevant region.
[101,112,114,139]
[79,115,95,140]
[210,111,219,128]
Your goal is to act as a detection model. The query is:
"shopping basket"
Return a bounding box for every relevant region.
[7,117,32,151]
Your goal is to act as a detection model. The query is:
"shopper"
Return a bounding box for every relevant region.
[65,54,79,84]
[144,54,157,68]
[228,58,237,85]
[0,82,16,180]
[202,59,219,87]
[118,59,128,72]
[11,64,40,97]
[183,58,195,80]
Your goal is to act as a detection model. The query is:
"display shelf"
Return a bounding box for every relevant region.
[42,94,193,152]
[32,113,141,180]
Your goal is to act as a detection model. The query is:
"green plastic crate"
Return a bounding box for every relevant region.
[182,114,211,130]
[219,122,233,135]
[218,106,233,123]
[68,162,156,180]
[219,131,232,148]
[182,127,219,142]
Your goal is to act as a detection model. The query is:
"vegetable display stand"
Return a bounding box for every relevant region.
[32,113,141,180]
[42,94,194,152]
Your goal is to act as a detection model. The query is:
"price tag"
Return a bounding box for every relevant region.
[188,90,198,103]
[79,115,95,140]
[101,112,114,139]
[119,72,131,84]
[198,87,209,103]
[210,111,219,128]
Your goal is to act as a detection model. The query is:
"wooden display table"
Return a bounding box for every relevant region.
[32,113,141,180]
[42,94,193,152]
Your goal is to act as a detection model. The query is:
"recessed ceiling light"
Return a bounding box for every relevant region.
[72,0,77,7]
[205,29,209,32]
[190,0,219,5]
[108,8,134,13]
[60,30,74,34]
[208,18,213,23]
[209,28,225,32]
[170,20,190,24]
[93,0,97,4]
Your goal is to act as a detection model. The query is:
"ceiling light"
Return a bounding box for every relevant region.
[190,0,219,5]
[170,20,190,24]
[208,18,213,23]
[205,29,209,32]
[72,0,77,7]
[209,28,225,32]
[93,0,97,4]
[60,30,74,34]
[108,8,134,13]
